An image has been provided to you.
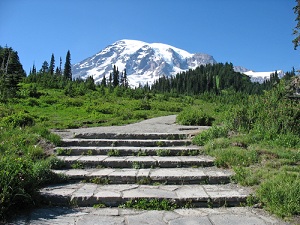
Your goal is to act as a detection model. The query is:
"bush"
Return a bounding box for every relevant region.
[192,125,229,146]
[2,112,35,127]
[177,107,215,126]
[207,147,258,168]
[256,172,300,218]
[0,156,38,219]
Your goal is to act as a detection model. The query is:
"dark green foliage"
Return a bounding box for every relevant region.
[151,63,260,95]
[63,50,72,80]
[49,53,55,75]
[293,0,300,49]
[0,46,26,101]
[112,65,119,87]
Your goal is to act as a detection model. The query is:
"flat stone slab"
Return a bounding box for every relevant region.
[53,115,209,139]
[55,146,203,156]
[55,155,215,168]
[11,206,290,225]
[60,138,192,147]
[52,167,233,184]
[40,183,251,207]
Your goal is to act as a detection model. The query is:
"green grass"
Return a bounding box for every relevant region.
[119,198,178,210]
[193,129,300,220]
[0,82,299,222]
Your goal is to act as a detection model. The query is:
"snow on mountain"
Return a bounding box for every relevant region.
[72,39,283,86]
[233,66,284,83]
[72,39,216,87]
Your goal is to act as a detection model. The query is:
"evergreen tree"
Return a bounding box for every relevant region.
[109,72,112,87]
[41,61,49,73]
[0,46,25,100]
[101,75,107,87]
[32,63,36,74]
[63,50,72,80]
[85,76,96,90]
[59,57,62,75]
[49,53,55,75]
[112,65,119,87]
[293,0,300,49]
[123,69,128,88]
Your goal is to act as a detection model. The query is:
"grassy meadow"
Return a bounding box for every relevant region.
[0,80,299,223]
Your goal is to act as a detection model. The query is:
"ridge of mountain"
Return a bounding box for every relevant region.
[72,39,283,86]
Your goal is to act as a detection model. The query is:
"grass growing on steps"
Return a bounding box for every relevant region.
[119,199,178,211]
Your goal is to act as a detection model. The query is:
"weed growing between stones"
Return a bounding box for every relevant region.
[71,162,84,169]
[107,149,120,156]
[119,198,177,210]
[93,203,106,208]
[137,177,151,185]
[156,149,171,156]
[56,148,72,156]
[88,177,110,185]
[136,149,147,156]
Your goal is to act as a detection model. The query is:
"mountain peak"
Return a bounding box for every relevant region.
[72,39,216,86]
[72,39,282,86]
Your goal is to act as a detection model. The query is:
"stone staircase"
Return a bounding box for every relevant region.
[40,129,251,208]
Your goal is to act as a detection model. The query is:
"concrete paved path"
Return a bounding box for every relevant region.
[11,207,289,225]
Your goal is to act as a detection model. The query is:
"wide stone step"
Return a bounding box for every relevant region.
[55,155,215,169]
[40,183,251,207]
[52,167,232,184]
[54,146,203,156]
[74,132,189,140]
[61,139,191,147]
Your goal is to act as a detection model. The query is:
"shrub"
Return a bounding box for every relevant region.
[256,172,300,218]
[192,125,229,146]
[2,112,35,127]
[207,147,258,168]
[177,107,214,126]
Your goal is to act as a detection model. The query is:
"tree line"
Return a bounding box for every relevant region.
[150,63,289,95]
[1,45,297,101]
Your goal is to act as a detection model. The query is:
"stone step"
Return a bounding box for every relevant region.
[55,146,203,156]
[60,138,191,147]
[73,132,189,140]
[55,155,215,169]
[40,183,251,207]
[52,167,232,184]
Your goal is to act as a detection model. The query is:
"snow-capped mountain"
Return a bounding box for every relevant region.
[72,39,283,86]
[242,70,284,83]
[234,66,284,83]
[72,39,216,86]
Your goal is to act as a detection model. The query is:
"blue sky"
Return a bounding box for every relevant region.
[0,0,298,74]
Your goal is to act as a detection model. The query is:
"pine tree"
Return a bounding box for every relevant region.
[41,61,49,73]
[123,69,128,88]
[0,46,25,100]
[32,63,36,74]
[109,72,112,87]
[112,65,119,87]
[64,50,72,80]
[49,53,55,75]
[59,57,62,75]
[101,75,107,86]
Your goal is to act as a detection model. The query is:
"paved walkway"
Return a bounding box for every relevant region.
[11,206,289,225]
[10,115,291,225]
